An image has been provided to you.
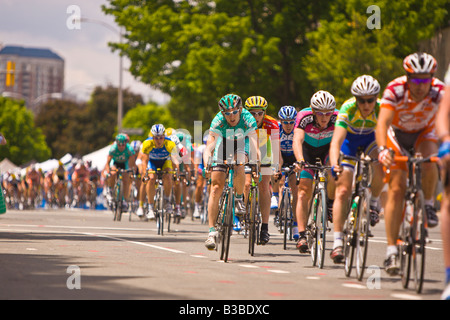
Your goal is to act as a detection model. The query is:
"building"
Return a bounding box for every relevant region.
[0,45,64,113]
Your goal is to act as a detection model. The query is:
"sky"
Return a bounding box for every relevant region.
[0,0,170,104]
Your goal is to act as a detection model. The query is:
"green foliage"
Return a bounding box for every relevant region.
[0,97,51,165]
[304,0,449,107]
[122,103,176,141]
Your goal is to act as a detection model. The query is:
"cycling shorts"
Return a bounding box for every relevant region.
[387,126,437,171]
[147,159,173,171]
[341,132,377,170]
[300,143,329,180]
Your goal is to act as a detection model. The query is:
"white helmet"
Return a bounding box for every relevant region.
[151,124,165,137]
[310,90,336,111]
[351,75,380,96]
[403,52,437,74]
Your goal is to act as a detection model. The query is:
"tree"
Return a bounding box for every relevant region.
[102,0,332,127]
[303,0,449,106]
[0,97,51,165]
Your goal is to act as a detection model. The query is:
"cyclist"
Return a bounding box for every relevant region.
[329,75,385,263]
[203,94,259,250]
[243,95,280,244]
[72,160,92,207]
[293,90,338,253]
[52,160,68,207]
[376,52,445,275]
[193,133,208,219]
[436,63,450,299]
[137,124,180,220]
[275,105,299,239]
[24,164,41,207]
[104,133,136,210]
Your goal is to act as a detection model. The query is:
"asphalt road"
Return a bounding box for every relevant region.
[0,207,446,302]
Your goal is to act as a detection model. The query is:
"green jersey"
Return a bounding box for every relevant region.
[335,97,380,135]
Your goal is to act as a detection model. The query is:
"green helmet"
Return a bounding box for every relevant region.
[218,94,242,111]
[115,133,127,144]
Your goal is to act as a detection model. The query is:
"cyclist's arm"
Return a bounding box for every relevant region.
[436,85,450,143]
[375,106,395,167]
[293,127,305,162]
[247,129,259,164]
[203,132,218,166]
[139,152,149,176]
[329,125,347,168]
[375,106,394,149]
[105,155,112,173]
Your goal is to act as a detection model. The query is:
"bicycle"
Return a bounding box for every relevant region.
[394,151,439,294]
[304,160,332,269]
[244,163,261,256]
[144,169,176,235]
[211,157,244,262]
[339,152,377,281]
[277,166,298,250]
[108,168,132,221]
[128,172,140,221]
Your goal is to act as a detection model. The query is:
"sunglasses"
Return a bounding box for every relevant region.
[250,111,265,117]
[408,77,432,85]
[314,111,334,116]
[356,97,376,104]
[282,120,295,125]
[117,142,126,147]
[222,109,239,116]
[154,136,165,140]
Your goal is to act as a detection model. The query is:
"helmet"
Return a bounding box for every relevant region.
[131,140,142,153]
[165,128,176,136]
[115,133,128,144]
[151,124,165,137]
[403,52,437,74]
[351,75,380,96]
[278,106,298,120]
[310,90,336,111]
[218,94,242,111]
[245,96,268,110]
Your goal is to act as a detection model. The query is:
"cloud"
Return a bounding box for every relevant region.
[0,0,170,104]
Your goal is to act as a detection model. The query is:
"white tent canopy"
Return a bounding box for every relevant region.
[82,144,111,171]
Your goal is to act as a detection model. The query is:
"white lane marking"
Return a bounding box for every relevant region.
[85,233,186,254]
[391,293,423,300]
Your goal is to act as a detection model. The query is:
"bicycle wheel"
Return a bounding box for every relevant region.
[317,189,327,269]
[307,191,318,266]
[247,189,256,255]
[412,190,426,293]
[113,182,122,221]
[219,190,233,262]
[282,190,291,250]
[344,196,358,277]
[216,191,227,257]
[128,184,138,221]
[400,201,412,289]
[356,189,371,281]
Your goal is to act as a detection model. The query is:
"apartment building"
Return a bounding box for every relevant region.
[0,45,64,113]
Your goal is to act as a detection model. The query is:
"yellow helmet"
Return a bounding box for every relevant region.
[244,96,268,110]
[165,128,176,136]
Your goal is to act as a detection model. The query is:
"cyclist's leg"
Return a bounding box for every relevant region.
[415,129,439,227]
[296,172,314,234]
[205,167,226,249]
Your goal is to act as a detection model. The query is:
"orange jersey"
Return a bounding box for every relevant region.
[380,75,445,133]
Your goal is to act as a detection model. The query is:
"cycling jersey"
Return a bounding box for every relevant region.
[209,108,257,160]
[257,115,279,165]
[141,137,176,160]
[380,75,445,133]
[445,64,450,86]
[279,123,294,157]
[295,107,338,147]
[335,97,380,135]
[109,142,135,163]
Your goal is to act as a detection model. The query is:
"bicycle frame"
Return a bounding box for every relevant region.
[304,160,331,269]
[395,152,439,293]
[340,152,376,280]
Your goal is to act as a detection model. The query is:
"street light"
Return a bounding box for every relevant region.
[74,17,124,131]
